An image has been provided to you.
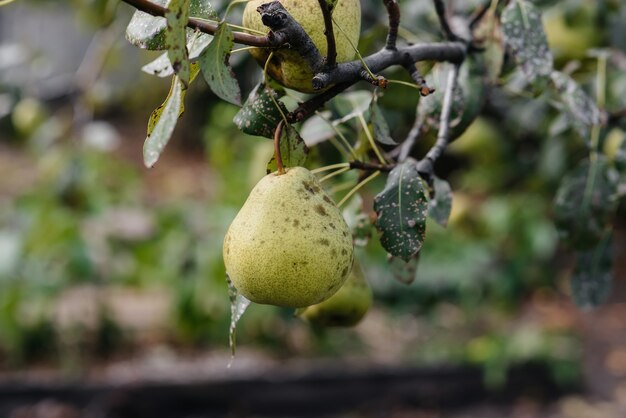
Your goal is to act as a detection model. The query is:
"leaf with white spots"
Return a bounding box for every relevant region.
[143,31,213,78]
[428,176,452,227]
[370,99,396,145]
[551,71,604,142]
[234,83,289,138]
[571,234,613,310]
[126,0,217,51]
[266,124,308,173]
[227,274,251,360]
[501,0,553,90]
[166,0,191,87]
[388,253,420,285]
[374,159,429,261]
[554,157,617,250]
[199,22,241,106]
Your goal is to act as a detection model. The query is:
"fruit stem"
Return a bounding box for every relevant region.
[274,120,286,175]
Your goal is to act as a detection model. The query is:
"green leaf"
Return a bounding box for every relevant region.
[369,100,396,145]
[554,157,617,250]
[126,0,217,51]
[551,71,603,142]
[144,75,184,168]
[125,0,169,50]
[501,0,553,90]
[299,111,337,146]
[199,23,241,106]
[428,176,452,228]
[266,124,308,173]
[342,194,372,248]
[388,253,420,285]
[144,65,202,168]
[142,32,213,78]
[451,54,487,140]
[227,274,251,360]
[373,159,429,261]
[571,234,613,309]
[166,0,191,87]
[234,84,288,138]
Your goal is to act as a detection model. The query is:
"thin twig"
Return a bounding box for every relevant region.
[273,120,286,174]
[398,109,424,162]
[317,0,337,68]
[349,161,395,172]
[382,0,401,50]
[121,0,273,47]
[418,63,460,176]
[433,0,458,41]
[338,171,381,207]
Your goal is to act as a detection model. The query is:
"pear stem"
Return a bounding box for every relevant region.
[274,120,286,175]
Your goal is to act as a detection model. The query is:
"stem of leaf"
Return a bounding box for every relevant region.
[358,113,387,164]
[274,120,286,174]
[232,46,259,54]
[316,111,359,159]
[312,162,351,174]
[320,166,351,183]
[582,53,608,209]
[338,171,381,207]
[332,17,377,81]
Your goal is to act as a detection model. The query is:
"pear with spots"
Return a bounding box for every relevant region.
[242,0,361,93]
[223,167,354,308]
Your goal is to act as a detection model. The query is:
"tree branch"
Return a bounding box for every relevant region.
[433,0,459,41]
[287,82,351,123]
[417,63,460,177]
[382,0,400,50]
[121,0,274,47]
[312,41,466,90]
[317,0,337,68]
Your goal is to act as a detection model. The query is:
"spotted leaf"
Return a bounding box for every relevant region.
[234,83,288,138]
[501,0,553,90]
[374,159,429,261]
[199,22,241,106]
[266,124,308,173]
[429,176,452,227]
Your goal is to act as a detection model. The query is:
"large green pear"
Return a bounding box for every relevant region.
[299,260,372,327]
[223,167,354,307]
[242,0,361,93]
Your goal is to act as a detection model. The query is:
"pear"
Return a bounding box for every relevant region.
[299,260,372,327]
[223,167,354,308]
[242,0,361,93]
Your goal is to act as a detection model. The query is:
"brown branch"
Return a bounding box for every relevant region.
[274,120,286,174]
[382,0,400,50]
[317,0,337,68]
[287,82,351,123]
[121,0,273,47]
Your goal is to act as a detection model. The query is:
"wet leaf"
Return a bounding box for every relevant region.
[388,253,420,285]
[551,71,604,142]
[266,124,308,172]
[571,234,613,309]
[142,32,213,78]
[143,64,200,167]
[165,0,191,87]
[370,100,396,145]
[374,159,429,261]
[501,0,553,90]
[126,0,217,51]
[554,157,617,250]
[227,274,251,360]
[234,83,288,138]
[144,75,184,168]
[429,176,452,227]
[199,22,241,106]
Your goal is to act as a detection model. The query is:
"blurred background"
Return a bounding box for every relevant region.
[0,0,625,417]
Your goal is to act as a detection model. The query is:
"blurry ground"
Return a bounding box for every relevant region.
[1,138,626,418]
